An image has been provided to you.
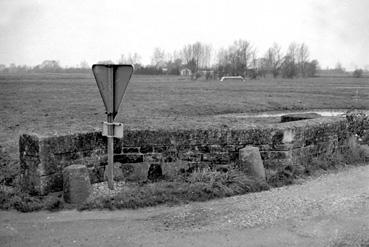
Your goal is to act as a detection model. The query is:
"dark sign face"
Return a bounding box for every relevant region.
[92,64,133,118]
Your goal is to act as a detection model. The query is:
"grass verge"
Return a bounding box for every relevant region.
[78,170,268,210]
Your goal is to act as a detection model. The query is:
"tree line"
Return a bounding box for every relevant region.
[0,40,366,79]
[136,40,319,79]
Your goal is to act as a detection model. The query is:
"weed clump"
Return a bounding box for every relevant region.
[0,189,64,212]
[0,147,19,186]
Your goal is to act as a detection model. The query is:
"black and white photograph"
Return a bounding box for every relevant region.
[1,0,369,246]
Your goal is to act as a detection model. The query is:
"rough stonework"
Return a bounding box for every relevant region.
[63,165,91,204]
[281,113,321,123]
[239,146,266,181]
[20,116,353,195]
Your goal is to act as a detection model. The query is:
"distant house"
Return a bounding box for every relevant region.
[180,68,192,76]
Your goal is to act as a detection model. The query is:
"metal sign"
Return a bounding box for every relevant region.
[92,64,133,118]
[92,64,133,190]
[102,122,124,138]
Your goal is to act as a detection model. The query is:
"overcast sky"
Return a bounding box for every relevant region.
[1,0,368,70]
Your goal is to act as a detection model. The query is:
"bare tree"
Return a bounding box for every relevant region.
[297,43,310,76]
[232,39,254,76]
[128,53,141,65]
[200,44,212,68]
[335,62,345,72]
[118,53,141,65]
[217,48,228,66]
[36,60,62,72]
[97,60,114,64]
[286,42,299,63]
[181,44,193,67]
[265,43,283,77]
[215,40,255,77]
[79,60,89,69]
[181,42,212,73]
[151,48,166,68]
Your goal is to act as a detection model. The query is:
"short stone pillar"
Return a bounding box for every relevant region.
[239,146,266,181]
[63,165,91,204]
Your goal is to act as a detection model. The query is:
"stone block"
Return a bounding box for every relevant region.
[102,162,124,182]
[162,147,178,162]
[21,166,63,195]
[143,153,163,163]
[122,147,140,153]
[201,153,212,162]
[161,161,189,178]
[162,150,177,162]
[20,155,40,171]
[178,150,202,162]
[272,143,294,151]
[63,165,91,204]
[282,129,295,144]
[209,144,222,153]
[239,146,266,181]
[260,150,292,160]
[148,163,163,181]
[114,153,144,163]
[117,163,150,182]
[211,152,231,164]
[19,134,40,156]
[197,145,210,153]
[140,145,154,153]
[39,173,64,195]
[38,152,83,176]
[153,145,168,153]
[87,166,105,184]
[263,159,293,170]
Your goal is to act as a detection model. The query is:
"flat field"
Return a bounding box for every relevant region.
[1,72,369,158]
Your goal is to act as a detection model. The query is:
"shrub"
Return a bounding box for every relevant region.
[0,188,64,212]
[0,190,44,212]
[353,69,363,78]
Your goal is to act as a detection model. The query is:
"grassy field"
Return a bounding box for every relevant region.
[1,72,369,159]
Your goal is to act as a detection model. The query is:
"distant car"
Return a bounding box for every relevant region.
[220,76,245,81]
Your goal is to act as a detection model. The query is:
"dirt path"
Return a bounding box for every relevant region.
[1,165,369,247]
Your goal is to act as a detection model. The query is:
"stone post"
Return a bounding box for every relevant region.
[239,146,266,181]
[63,165,91,204]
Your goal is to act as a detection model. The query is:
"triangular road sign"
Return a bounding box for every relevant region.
[92,64,133,118]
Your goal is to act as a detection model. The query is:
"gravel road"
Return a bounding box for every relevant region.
[1,165,369,247]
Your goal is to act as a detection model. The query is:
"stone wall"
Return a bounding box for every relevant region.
[20,117,349,195]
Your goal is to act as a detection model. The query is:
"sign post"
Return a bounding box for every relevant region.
[92,64,133,190]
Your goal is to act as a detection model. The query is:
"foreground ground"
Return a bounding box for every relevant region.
[1,165,368,247]
[1,73,369,159]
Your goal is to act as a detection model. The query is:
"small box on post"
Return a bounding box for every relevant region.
[102,122,124,138]
[92,64,133,190]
